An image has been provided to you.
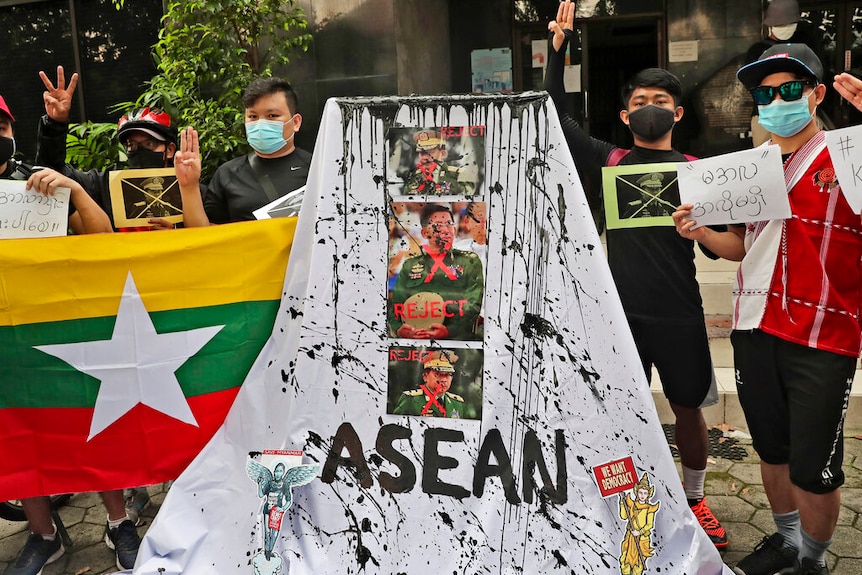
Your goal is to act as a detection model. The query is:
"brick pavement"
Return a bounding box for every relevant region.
[1,434,860,574]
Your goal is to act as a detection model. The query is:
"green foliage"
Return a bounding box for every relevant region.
[117,0,312,179]
[65,122,125,172]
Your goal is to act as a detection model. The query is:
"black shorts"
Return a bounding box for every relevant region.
[731,329,856,494]
[627,318,713,409]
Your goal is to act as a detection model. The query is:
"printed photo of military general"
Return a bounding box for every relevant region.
[388,202,485,341]
[387,347,483,419]
[387,127,484,196]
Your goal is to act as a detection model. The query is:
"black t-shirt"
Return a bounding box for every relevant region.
[607,147,706,324]
[544,31,709,324]
[204,149,312,224]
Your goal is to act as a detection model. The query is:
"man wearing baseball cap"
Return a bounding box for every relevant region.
[674,43,862,575]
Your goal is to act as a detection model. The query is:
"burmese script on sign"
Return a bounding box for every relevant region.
[0,180,70,239]
[677,145,790,229]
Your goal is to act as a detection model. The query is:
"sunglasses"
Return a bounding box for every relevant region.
[749,80,816,106]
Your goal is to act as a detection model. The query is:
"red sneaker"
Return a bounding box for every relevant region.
[690,497,728,549]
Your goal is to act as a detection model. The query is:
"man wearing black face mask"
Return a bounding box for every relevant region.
[35,66,181,232]
[0,95,30,181]
[545,1,727,551]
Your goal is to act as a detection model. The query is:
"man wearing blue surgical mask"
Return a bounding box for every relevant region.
[675,44,862,575]
[178,77,311,226]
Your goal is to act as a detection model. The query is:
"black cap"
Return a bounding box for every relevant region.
[737,43,823,89]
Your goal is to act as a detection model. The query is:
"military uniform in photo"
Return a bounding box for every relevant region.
[389,247,484,340]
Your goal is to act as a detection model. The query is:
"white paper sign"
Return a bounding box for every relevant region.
[825,125,862,213]
[677,145,790,228]
[563,64,581,93]
[0,180,70,239]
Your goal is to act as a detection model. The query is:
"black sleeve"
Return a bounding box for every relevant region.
[544,30,615,231]
[35,115,69,171]
[35,114,109,216]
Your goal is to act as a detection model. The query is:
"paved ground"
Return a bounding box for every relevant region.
[1,432,860,574]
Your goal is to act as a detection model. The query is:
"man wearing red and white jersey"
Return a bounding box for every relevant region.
[675,44,862,575]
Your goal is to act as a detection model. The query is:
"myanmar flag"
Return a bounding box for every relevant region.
[0,218,294,501]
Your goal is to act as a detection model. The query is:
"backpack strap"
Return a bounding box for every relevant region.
[247,153,281,203]
[607,148,697,166]
[606,148,629,167]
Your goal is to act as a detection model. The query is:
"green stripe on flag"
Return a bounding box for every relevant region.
[0,300,279,409]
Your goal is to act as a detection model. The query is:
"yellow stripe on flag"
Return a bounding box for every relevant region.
[0,218,296,326]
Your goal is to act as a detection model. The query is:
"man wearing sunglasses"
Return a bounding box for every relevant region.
[545,1,727,551]
[674,44,862,575]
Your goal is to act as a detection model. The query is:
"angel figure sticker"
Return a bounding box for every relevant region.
[246,450,318,574]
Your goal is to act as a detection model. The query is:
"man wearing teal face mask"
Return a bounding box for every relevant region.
[675,44,862,575]
[177,77,311,226]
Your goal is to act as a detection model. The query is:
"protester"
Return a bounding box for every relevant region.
[35,66,181,232]
[0,93,136,575]
[174,77,311,226]
[543,0,727,549]
[745,0,826,146]
[674,44,862,575]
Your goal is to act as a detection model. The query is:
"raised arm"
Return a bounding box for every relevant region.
[174,127,212,227]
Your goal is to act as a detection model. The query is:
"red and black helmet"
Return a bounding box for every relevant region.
[117,107,178,146]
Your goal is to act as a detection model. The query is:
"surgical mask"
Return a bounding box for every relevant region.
[126,148,166,169]
[770,23,797,41]
[757,91,815,137]
[626,105,677,142]
[0,136,16,166]
[245,119,295,154]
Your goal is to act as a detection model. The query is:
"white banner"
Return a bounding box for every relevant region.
[135,94,732,575]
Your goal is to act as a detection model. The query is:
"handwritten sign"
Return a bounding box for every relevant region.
[593,456,637,497]
[677,145,790,229]
[825,125,862,213]
[0,180,70,239]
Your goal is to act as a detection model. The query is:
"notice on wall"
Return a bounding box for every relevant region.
[471,48,513,93]
[668,40,698,63]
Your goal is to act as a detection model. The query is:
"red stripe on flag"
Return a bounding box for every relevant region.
[0,387,240,500]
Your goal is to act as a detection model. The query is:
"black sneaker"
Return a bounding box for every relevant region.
[3,532,64,575]
[104,519,141,570]
[733,533,797,575]
[795,558,828,574]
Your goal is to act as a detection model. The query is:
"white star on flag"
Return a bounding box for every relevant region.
[35,272,224,440]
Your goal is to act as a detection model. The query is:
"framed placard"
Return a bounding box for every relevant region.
[602,162,680,229]
[108,168,183,228]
